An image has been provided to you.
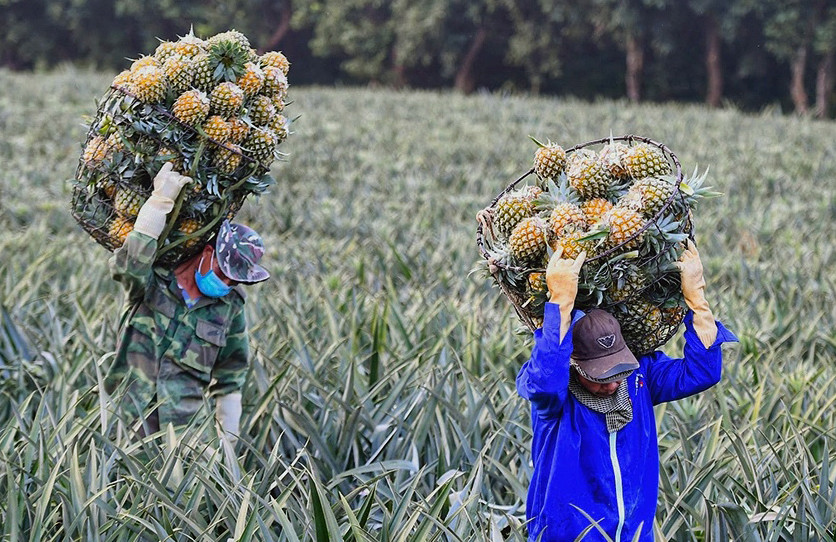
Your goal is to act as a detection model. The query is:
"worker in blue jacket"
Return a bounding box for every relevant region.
[516,241,737,541]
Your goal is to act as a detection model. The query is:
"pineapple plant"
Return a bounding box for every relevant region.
[73,27,294,267]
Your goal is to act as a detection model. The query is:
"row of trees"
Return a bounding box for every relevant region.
[2,0,834,117]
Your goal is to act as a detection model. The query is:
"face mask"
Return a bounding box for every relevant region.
[195,252,233,298]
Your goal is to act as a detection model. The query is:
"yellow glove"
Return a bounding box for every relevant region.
[546,247,586,341]
[134,162,192,238]
[674,241,717,347]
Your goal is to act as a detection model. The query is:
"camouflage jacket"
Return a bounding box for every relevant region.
[105,231,249,427]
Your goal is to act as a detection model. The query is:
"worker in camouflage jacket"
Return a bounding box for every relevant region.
[105,162,270,441]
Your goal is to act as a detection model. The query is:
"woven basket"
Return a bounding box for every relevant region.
[477,135,694,355]
[71,86,265,268]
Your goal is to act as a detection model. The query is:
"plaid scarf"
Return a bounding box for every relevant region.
[569,372,633,433]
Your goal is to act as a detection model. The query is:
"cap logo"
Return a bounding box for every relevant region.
[597,334,616,349]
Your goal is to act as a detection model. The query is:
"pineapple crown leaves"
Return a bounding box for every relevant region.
[532,175,579,211]
[680,165,722,204]
[207,39,250,82]
[529,135,548,148]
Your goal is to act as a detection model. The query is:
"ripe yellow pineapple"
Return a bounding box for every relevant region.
[83,136,110,166]
[509,217,548,265]
[533,142,567,181]
[130,56,159,71]
[567,149,612,200]
[236,62,265,96]
[109,216,135,247]
[154,41,179,63]
[549,202,587,236]
[174,31,204,58]
[494,191,535,237]
[227,117,250,144]
[210,82,245,118]
[112,70,132,92]
[603,206,646,250]
[130,65,167,103]
[624,143,672,179]
[260,51,290,75]
[172,89,210,127]
[162,55,195,92]
[550,227,593,260]
[175,217,203,249]
[527,272,547,295]
[581,198,614,223]
[202,115,231,143]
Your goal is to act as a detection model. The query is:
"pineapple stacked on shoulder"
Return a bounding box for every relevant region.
[484,138,713,354]
[74,28,291,263]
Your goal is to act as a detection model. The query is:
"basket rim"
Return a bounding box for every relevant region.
[476,134,688,274]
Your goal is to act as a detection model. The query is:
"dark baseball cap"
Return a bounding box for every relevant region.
[571,309,639,383]
[215,220,270,284]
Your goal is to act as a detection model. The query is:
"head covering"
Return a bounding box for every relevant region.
[214,220,270,284]
[571,309,639,383]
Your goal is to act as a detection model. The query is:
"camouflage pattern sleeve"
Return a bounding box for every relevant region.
[109,231,157,303]
[210,302,249,396]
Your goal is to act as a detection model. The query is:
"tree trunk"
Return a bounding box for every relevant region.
[815,51,834,119]
[790,45,809,114]
[454,27,487,94]
[705,14,722,107]
[625,35,643,103]
[261,3,292,53]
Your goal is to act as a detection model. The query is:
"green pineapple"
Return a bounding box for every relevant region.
[212,143,244,174]
[113,186,147,218]
[192,52,215,91]
[620,176,675,217]
[243,126,278,163]
[624,143,672,179]
[269,114,289,142]
[567,149,612,200]
[247,95,275,126]
[261,66,288,98]
[162,55,195,93]
[614,300,663,354]
[206,32,251,82]
[533,141,567,182]
[494,190,535,238]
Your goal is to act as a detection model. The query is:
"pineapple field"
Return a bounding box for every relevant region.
[1,67,835,541]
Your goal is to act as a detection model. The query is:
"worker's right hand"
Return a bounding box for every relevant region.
[152,162,192,201]
[546,247,586,307]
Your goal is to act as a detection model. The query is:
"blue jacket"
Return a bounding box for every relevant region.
[516,303,737,541]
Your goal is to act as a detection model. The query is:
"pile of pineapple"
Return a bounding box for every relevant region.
[479,136,713,354]
[71,28,291,267]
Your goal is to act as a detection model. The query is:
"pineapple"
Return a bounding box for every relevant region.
[113,186,147,218]
[191,52,215,92]
[108,216,135,247]
[549,202,587,236]
[112,70,132,92]
[236,62,265,96]
[212,143,244,174]
[527,272,547,295]
[567,149,612,200]
[550,227,594,260]
[175,217,204,249]
[174,30,205,59]
[261,66,289,98]
[97,177,118,199]
[206,32,251,82]
[162,55,195,93]
[607,273,648,303]
[247,95,275,126]
[202,115,231,143]
[156,145,185,171]
[210,82,245,118]
[172,89,210,127]
[620,176,675,217]
[227,117,250,144]
[260,51,290,75]
[130,65,167,103]
[533,142,567,181]
[83,136,110,166]
[624,143,672,179]
[130,56,159,71]
[271,95,286,113]
[154,41,179,63]
[598,142,630,180]
[603,206,646,250]
[508,217,548,266]
[243,126,278,163]
[615,300,663,354]
[269,114,289,142]
[494,191,535,238]
[581,198,614,224]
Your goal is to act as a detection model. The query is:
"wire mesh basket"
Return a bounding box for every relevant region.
[477,135,697,355]
[71,86,271,268]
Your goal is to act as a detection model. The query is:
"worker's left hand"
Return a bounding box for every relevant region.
[152,162,192,201]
